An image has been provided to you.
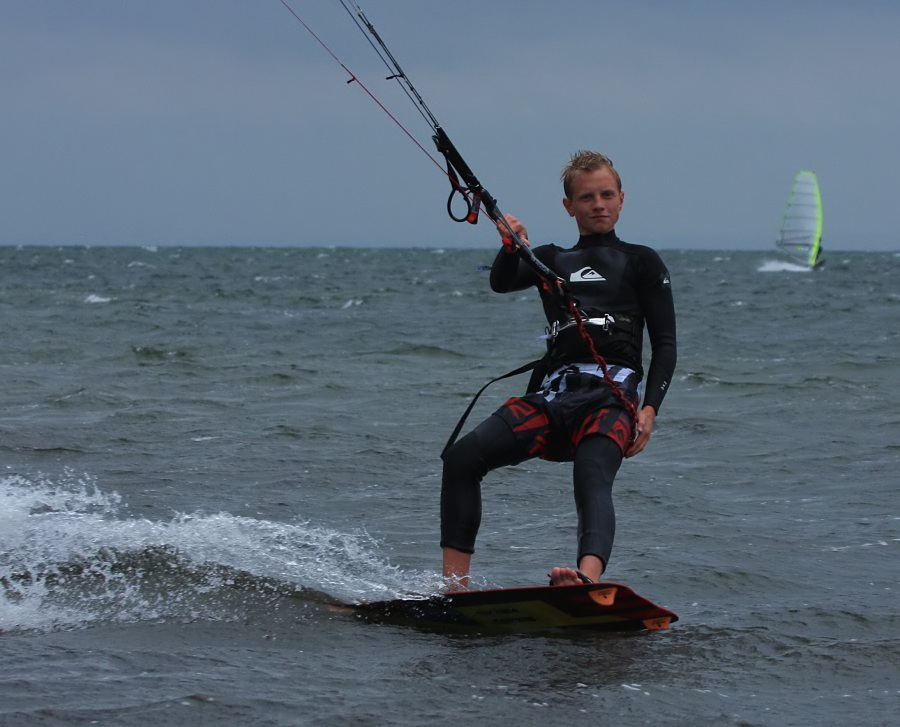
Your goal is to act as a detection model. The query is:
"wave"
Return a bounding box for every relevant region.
[0,473,439,635]
[757,258,811,273]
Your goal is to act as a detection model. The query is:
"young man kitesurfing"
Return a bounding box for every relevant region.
[278,0,677,594]
[440,151,677,589]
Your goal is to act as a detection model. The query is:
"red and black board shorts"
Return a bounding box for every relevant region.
[493,380,637,462]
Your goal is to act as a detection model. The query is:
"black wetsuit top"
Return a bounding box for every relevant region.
[489,230,676,413]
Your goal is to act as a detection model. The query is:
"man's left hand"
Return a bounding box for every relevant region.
[626,405,657,458]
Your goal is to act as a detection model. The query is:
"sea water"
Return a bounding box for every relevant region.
[1,246,898,725]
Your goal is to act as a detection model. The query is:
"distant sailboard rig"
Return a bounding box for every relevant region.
[776,170,824,269]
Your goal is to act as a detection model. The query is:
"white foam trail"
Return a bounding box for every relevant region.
[1,473,437,634]
[758,259,811,273]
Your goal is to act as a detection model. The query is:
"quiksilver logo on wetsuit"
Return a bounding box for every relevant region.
[570,267,606,282]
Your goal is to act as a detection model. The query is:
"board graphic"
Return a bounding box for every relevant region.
[350,582,677,633]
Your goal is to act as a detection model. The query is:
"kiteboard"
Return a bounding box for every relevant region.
[350,581,677,634]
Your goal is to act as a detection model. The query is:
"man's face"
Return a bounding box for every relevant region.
[562,168,624,235]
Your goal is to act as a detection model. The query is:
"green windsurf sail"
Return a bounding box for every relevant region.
[776,170,824,268]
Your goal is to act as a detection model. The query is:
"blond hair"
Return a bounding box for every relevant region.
[561,150,622,198]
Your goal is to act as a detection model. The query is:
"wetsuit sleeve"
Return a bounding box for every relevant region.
[639,251,676,413]
[488,245,547,293]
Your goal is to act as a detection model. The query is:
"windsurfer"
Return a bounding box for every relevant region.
[440,151,677,589]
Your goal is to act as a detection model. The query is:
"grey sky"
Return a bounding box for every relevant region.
[3,1,898,250]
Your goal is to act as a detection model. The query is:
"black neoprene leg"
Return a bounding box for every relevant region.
[440,414,533,554]
[572,434,624,568]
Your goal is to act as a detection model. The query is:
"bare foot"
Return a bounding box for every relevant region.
[548,566,592,586]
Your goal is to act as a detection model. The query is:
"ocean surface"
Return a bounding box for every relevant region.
[1,245,898,726]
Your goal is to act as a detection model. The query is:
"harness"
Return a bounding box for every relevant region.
[441,313,640,457]
[545,311,642,378]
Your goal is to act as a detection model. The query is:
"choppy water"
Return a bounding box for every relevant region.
[2,245,898,725]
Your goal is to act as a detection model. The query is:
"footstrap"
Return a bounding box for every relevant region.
[547,569,594,586]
